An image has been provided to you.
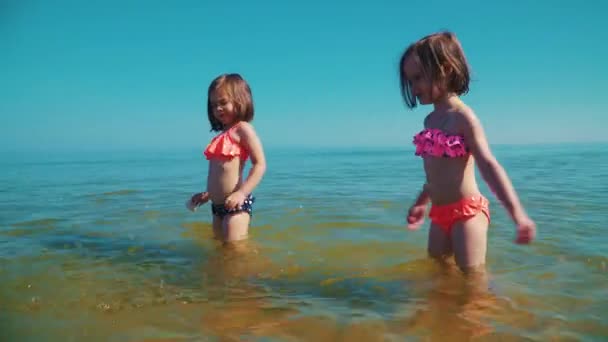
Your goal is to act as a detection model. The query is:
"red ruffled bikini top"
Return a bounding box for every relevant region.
[204,123,249,161]
[413,128,470,158]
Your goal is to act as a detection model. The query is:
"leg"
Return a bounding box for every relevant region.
[428,223,453,264]
[223,211,251,242]
[212,215,223,240]
[452,213,493,338]
[451,212,489,273]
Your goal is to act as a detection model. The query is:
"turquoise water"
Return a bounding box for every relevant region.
[1,144,607,341]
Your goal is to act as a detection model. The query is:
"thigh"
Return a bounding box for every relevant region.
[212,215,223,240]
[451,212,489,272]
[428,223,453,261]
[222,212,251,242]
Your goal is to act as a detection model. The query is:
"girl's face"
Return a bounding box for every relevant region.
[209,88,237,126]
[403,55,440,105]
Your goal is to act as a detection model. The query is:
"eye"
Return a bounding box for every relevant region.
[212,99,226,107]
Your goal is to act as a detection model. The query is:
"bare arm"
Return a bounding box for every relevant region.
[406,183,430,229]
[461,111,528,222]
[235,122,266,195]
[412,183,431,207]
[412,116,433,207]
[187,166,210,206]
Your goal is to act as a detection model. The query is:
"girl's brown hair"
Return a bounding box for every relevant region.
[207,73,254,131]
[399,31,471,108]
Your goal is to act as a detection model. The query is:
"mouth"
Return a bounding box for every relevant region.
[216,114,232,124]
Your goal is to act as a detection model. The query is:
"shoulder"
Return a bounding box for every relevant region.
[234,121,256,136]
[423,113,433,128]
[451,105,482,134]
[231,121,259,142]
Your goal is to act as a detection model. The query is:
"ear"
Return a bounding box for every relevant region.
[431,77,448,95]
[439,63,453,77]
[234,101,244,118]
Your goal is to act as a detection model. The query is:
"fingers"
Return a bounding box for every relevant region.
[186,193,204,212]
[407,222,423,230]
[185,199,197,212]
[516,234,534,244]
[190,192,210,206]
[406,216,424,230]
[515,226,536,244]
[190,193,200,203]
[224,196,243,210]
[407,217,424,230]
[515,235,532,244]
[406,205,425,231]
[225,200,237,210]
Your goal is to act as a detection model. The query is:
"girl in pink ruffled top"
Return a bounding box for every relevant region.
[400,31,536,273]
[187,73,266,243]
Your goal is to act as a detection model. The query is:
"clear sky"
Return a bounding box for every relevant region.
[1,0,606,152]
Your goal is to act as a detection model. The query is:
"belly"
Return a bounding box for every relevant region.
[424,156,480,205]
[206,159,243,203]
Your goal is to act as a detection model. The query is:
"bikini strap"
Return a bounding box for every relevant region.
[227,121,243,132]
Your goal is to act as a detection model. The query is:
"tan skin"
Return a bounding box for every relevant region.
[402,56,536,271]
[188,89,266,242]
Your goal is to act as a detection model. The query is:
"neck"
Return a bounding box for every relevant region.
[223,121,240,131]
[432,93,461,112]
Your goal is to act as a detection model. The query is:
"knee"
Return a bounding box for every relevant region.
[224,231,248,242]
[457,262,486,276]
[427,249,451,263]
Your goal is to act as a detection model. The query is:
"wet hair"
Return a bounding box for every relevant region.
[207,73,254,131]
[399,31,471,109]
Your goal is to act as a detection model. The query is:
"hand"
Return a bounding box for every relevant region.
[225,190,246,210]
[406,204,426,230]
[186,192,209,211]
[514,214,536,244]
[190,192,210,206]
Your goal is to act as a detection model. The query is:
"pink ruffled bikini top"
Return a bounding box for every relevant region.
[413,128,470,158]
[204,123,249,161]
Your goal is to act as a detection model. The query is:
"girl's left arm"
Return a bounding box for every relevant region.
[461,111,533,227]
[236,122,267,195]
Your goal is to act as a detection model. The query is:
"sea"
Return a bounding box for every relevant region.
[1,144,607,341]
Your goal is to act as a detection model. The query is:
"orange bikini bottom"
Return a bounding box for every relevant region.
[429,195,490,235]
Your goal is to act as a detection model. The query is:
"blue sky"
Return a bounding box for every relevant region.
[1,0,606,152]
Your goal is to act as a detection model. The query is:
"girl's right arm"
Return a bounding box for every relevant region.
[186,191,209,212]
[191,191,209,204]
[412,183,430,207]
[407,183,430,230]
[191,165,211,206]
